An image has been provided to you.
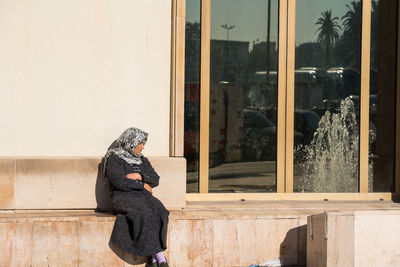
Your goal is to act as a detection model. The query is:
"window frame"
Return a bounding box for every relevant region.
[171,0,400,201]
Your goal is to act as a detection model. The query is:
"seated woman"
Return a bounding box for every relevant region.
[104,127,169,267]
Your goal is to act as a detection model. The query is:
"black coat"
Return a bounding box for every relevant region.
[105,154,169,256]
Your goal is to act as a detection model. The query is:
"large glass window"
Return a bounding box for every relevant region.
[293,0,362,192]
[183,0,398,197]
[208,0,279,193]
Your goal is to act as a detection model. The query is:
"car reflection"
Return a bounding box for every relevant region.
[242,109,304,161]
[184,65,376,170]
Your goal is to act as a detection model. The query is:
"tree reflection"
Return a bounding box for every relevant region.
[315,10,341,67]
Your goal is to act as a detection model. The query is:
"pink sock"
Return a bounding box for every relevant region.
[154,252,166,264]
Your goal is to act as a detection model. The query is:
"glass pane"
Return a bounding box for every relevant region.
[209,0,279,193]
[185,0,201,193]
[293,0,362,192]
[369,0,397,192]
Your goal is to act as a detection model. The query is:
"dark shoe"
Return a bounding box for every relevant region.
[159,262,169,267]
[145,257,158,267]
[145,262,157,267]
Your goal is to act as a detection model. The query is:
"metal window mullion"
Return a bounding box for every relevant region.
[395,0,400,196]
[171,0,186,157]
[199,0,211,193]
[170,0,177,157]
[285,0,296,193]
[277,0,288,193]
[186,192,392,201]
[360,0,372,193]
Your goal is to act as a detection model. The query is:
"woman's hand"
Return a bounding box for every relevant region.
[126,172,143,181]
[144,183,153,194]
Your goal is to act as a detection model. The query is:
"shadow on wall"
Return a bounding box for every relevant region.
[279,225,307,266]
[95,159,114,212]
[96,140,121,212]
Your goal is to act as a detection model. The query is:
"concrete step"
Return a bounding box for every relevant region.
[307,210,400,267]
[1,201,399,267]
[0,209,308,267]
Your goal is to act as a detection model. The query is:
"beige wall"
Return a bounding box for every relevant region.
[0,0,171,157]
[0,157,186,210]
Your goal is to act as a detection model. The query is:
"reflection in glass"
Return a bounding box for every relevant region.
[369,0,397,192]
[293,0,362,192]
[208,0,279,193]
[184,0,201,193]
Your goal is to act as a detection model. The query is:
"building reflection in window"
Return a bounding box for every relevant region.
[208,0,279,193]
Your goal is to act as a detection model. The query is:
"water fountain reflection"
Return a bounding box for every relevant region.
[295,97,361,192]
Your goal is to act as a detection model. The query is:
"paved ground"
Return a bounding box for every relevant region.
[187,160,375,193]
[187,160,276,193]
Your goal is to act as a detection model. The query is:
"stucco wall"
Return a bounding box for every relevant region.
[0,0,171,157]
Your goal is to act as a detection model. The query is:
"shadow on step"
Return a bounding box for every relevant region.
[279,224,307,266]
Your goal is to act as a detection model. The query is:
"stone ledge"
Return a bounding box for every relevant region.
[4,203,400,266]
[0,209,308,222]
[0,157,186,210]
[0,209,307,267]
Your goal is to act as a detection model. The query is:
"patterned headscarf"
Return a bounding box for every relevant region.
[105,127,148,165]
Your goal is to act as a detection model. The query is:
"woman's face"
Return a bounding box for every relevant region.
[134,143,145,156]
